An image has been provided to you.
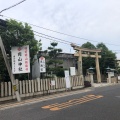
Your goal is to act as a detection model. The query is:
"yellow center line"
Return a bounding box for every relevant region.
[50,95,103,111]
[41,95,103,111]
[42,103,59,109]
[42,95,95,109]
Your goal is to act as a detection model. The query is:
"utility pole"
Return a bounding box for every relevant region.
[0,36,21,102]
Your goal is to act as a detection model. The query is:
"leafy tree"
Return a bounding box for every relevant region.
[81,42,96,75]
[96,43,116,74]
[81,42,117,75]
[0,19,41,81]
[82,42,96,49]
[44,42,64,77]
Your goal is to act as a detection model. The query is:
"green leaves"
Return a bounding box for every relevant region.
[51,42,58,47]
[0,19,42,81]
[45,42,64,77]
[97,43,116,74]
[82,42,96,49]
[81,42,117,75]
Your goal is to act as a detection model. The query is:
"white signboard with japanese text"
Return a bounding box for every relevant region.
[64,70,71,88]
[39,56,46,73]
[11,45,30,74]
[70,67,76,76]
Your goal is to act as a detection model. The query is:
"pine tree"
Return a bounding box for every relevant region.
[45,42,64,77]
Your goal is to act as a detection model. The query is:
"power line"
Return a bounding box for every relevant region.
[0,18,76,46]
[0,0,26,14]
[34,34,120,52]
[0,17,81,46]
[0,30,71,46]
[34,34,120,54]
[1,16,120,53]
[33,31,81,46]
[112,50,120,51]
[0,23,120,58]
[1,15,120,46]
[1,25,120,54]
[34,34,70,45]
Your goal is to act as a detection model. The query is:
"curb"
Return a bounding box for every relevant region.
[92,83,119,88]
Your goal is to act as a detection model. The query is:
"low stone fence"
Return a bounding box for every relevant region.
[0,76,84,102]
[107,77,118,83]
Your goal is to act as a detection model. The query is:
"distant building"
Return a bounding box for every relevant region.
[56,53,77,69]
[32,52,77,79]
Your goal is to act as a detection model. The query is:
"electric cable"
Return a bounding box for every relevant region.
[1,15,120,46]
[0,0,26,14]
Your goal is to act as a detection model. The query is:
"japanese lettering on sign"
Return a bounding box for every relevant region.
[11,45,30,74]
[39,56,46,73]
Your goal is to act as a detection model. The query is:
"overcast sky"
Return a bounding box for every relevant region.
[0,0,120,59]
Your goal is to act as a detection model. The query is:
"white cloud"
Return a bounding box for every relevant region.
[0,0,120,58]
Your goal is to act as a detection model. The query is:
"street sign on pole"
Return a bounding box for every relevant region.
[0,36,21,101]
[11,45,30,74]
[39,56,46,73]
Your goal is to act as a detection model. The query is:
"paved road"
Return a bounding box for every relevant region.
[0,84,120,120]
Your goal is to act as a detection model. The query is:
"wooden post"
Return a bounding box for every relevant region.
[22,80,25,94]
[37,78,40,91]
[95,52,101,83]
[1,82,4,97]
[26,80,28,94]
[54,75,58,89]
[5,82,8,96]
[0,36,21,101]
[8,81,12,96]
[31,80,34,93]
[19,81,22,94]
[29,80,31,93]
[34,79,37,92]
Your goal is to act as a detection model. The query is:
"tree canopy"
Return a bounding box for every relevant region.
[44,42,64,77]
[96,42,116,74]
[81,42,117,75]
[81,42,96,75]
[0,19,41,81]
